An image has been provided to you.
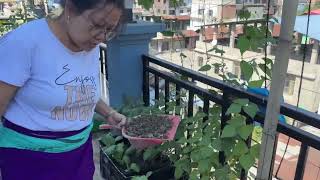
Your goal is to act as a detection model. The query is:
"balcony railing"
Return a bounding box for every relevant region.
[142,54,320,180]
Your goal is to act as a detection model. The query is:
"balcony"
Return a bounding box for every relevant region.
[97,39,320,179]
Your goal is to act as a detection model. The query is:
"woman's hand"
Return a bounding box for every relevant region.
[104,110,126,129]
[95,99,126,129]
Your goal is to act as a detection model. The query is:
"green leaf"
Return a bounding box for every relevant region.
[229,173,238,180]
[212,138,223,151]
[174,167,184,179]
[210,105,222,112]
[234,98,249,106]
[228,115,246,128]
[161,30,175,36]
[195,112,208,119]
[243,103,259,119]
[263,57,273,66]
[250,144,261,159]
[180,52,187,58]
[190,150,200,161]
[189,170,199,180]
[239,9,251,20]
[143,148,158,161]
[103,145,116,155]
[238,36,250,55]
[198,159,211,173]
[125,146,135,155]
[248,79,264,88]
[182,146,192,154]
[233,140,249,156]
[215,166,229,180]
[199,146,214,159]
[137,0,154,10]
[130,163,141,173]
[226,103,242,115]
[240,60,254,81]
[114,143,125,160]
[208,47,225,56]
[258,63,272,78]
[202,175,210,180]
[177,137,188,144]
[115,136,123,142]
[199,64,211,71]
[101,133,116,147]
[238,125,254,140]
[239,154,255,171]
[132,176,148,180]
[175,157,191,173]
[221,125,237,138]
[122,155,130,166]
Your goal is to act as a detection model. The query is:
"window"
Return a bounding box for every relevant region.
[170,10,175,15]
[209,10,213,16]
[157,9,160,13]
[198,9,204,15]
[163,10,167,14]
[284,75,296,95]
[164,0,167,3]
[158,0,160,2]
[198,57,204,67]
[180,9,184,13]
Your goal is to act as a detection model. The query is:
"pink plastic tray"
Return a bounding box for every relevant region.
[122,115,181,149]
[99,115,181,149]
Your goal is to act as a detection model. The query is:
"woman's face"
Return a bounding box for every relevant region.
[66,3,122,51]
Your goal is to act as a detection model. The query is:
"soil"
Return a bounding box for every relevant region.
[125,115,172,139]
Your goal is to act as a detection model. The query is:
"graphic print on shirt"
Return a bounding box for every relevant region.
[51,64,97,121]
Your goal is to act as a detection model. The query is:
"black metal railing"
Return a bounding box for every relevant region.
[142,54,320,180]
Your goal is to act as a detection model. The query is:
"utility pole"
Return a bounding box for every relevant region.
[255,0,299,179]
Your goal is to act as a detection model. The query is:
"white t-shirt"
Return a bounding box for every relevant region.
[0,19,101,131]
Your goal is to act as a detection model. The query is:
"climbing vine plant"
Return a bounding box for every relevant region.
[198,9,275,89]
[150,9,275,179]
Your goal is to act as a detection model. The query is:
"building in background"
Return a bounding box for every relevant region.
[188,0,274,31]
[133,0,192,20]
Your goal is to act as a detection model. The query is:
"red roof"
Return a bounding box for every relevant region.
[202,25,244,41]
[181,30,199,37]
[162,15,190,21]
[272,24,281,37]
[304,9,320,15]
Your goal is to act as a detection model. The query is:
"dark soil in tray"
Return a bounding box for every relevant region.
[125,115,172,139]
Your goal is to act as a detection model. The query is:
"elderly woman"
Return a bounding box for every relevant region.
[0,0,126,179]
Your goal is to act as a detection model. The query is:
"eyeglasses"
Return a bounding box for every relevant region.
[82,14,118,41]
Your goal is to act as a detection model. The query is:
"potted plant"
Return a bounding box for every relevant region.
[99,131,175,180]
[99,102,176,180]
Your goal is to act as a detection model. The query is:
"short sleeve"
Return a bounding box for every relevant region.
[0,31,32,87]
